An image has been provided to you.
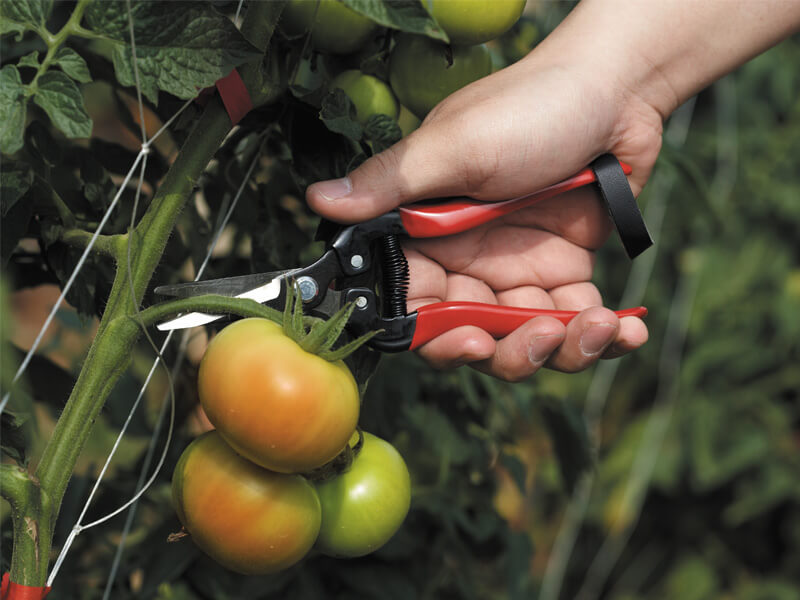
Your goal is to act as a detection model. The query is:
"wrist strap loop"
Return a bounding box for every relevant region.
[591,154,652,259]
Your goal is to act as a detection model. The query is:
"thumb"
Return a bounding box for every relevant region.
[305,124,468,223]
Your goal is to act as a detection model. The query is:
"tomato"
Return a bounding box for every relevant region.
[389,33,492,119]
[171,431,321,574]
[281,0,378,55]
[425,0,527,46]
[397,104,421,137]
[315,432,411,558]
[198,318,359,474]
[330,70,399,125]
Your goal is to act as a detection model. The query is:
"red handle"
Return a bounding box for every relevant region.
[408,301,647,350]
[398,163,633,238]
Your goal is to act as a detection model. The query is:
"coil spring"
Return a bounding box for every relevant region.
[380,234,410,318]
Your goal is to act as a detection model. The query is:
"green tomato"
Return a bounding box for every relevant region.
[330,70,400,125]
[397,105,421,137]
[424,0,527,45]
[389,33,492,119]
[282,0,379,55]
[315,432,411,558]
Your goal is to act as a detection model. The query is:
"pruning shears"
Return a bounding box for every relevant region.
[155,154,651,352]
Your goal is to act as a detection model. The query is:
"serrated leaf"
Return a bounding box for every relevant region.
[539,399,593,492]
[32,71,93,139]
[53,47,92,83]
[342,0,448,42]
[364,113,402,153]
[18,51,40,69]
[319,88,362,141]
[0,65,28,154]
[0,0,53,32]
[0,20,26,37]
[0,161,34,216]
[84,0,260,104]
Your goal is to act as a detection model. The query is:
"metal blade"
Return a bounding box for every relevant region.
[154,270,292,299]
[156,274,289,331]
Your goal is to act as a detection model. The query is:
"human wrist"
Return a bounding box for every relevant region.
[537,0,800,123]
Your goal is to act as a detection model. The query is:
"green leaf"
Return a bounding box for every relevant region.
[0,0,53,32]
[1,189,34,263]
[0,20,26,38]
[364,113,402,153]
[0,412,30,465]
[342,0,448,42]
[0,161,34,216]
[17,50,40,69]
[319,88,362,141]
[84,0,260,104]
[0,65,28,154]
[539,399,593,493]
[32,71,93,139]
[53,47,92,83]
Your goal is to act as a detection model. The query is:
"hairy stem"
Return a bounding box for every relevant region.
[10,2,287,587]
[135,295,284,328]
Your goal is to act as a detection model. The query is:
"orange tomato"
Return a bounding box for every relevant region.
[198,318,359,473]
[172,431,321,574]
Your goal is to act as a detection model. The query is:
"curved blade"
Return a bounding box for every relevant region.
[156,275,289,331]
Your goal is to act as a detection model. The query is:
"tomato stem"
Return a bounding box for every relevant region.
[8,1,289,587]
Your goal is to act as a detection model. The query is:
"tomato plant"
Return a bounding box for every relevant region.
[198,318,359,473]
[172,431,321,574]
[329,69,399,125]
[5,1,796,598]
[425,0,527,45]
[281,0,378,54]
[315,432,411,558]
[389,33,493,119]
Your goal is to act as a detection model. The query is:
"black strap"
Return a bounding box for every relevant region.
[591,154,652,259]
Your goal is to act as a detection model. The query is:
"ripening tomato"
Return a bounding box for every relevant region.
[198,318,359,473]
[329,70,399,125]
[172,431,321,574]
[424,0,527,46]
[389,33,492,119]
[315,432,411,558]
[281,0,378,54]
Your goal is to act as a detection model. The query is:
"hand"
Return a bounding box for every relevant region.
[306,51,665,380]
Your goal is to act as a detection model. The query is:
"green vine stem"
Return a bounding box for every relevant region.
[135,295,285,328]
[2,1,288,586]
[28,0,93,91]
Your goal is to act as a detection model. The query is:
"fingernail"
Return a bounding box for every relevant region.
[312,177,352,202]
[528,334,564,366]
[580,324,616,356]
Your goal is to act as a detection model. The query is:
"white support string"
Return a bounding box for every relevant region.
[0,150,143,417]
[538,97,698,600]
[234,0,246,26]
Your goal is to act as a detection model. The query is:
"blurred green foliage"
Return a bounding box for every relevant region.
[1,1,799,599]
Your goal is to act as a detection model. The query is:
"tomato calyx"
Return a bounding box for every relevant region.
[282,282,380,362]
[304,428,365,483]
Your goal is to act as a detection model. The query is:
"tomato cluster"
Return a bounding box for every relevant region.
[282,0,527,124]
[172,319,411,574]
[172,0,529,576]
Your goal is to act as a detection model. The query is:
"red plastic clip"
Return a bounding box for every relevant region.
[195,69,253,126]
[1,573,51,600]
